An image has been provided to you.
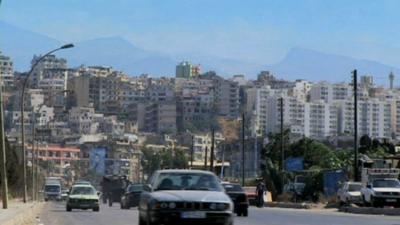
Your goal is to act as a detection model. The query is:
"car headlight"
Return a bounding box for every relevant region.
[149,200,160,209]
[209,203,217,210]
[217,203,229,210]
[160,202,168,209]
[374,192,383,196]
[168,202,176,209]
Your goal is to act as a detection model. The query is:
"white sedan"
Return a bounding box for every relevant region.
[337,182,362,205]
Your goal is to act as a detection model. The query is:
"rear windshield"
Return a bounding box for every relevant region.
[348,184,362,192]
[45,185,60,192]
[223,184,243,192]
[128,184,143,192]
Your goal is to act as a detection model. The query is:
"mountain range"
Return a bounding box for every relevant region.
[1,20,399,83]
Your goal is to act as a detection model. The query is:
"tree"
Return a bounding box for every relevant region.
[0,138,24,195]
[141,147,188,177]
[261,133,352,200]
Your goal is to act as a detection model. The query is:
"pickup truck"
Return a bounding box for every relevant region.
[360,168,400,207]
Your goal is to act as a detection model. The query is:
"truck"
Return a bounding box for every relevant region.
[44,177,62,201]
[360,168,400,207]
[100,175,130,206]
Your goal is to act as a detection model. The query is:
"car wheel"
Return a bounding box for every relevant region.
[66,206,72,212]
[243,209,248,217]
[371,197,380,208]
[138,216,146,225]
[93,207,100,212]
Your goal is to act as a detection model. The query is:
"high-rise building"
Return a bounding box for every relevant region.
[389,72,395,90]
[176,61,193,78]
[0,51,14,87]
[31,54,67,87]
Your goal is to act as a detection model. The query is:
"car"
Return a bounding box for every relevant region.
[66,184,100,212]
[337,181,362,206]
[73,180,91,186]
[361,178,400,207]
[222,183,249,217]
[243,186,257,205]
[138,169,234,225]
[121,184,143,209]
[61,188,69,201]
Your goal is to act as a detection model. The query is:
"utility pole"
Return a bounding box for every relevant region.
[190,135,194,169]
[280,97,285,193]
[210,127,215,172]
[0,82,9,209]
[31,116,36,201]
[353,70,359,181]
[242,113,245,187]
[204,146,208,170]
[280,98,284,172]
[220,145,225,178]
[35,139,40,201]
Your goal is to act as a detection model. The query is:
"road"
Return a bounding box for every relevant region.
[38,202,400,225]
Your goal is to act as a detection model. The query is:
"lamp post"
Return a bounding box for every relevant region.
[0,75,8,208]
[20,44,74,203]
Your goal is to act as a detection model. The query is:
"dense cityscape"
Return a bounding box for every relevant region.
[2,1,400,225]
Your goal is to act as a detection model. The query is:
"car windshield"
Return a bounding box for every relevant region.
[128,184,143,192]
[223,183,243,192]
[348,184,362,192]
[45,185,60,192]
[71,186,96,195]
[154,173,223,191]
[373,179,400,188]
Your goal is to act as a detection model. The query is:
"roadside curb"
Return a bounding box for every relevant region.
[264,202,313,209]
[339,206,400,216]
[2,202,45,225]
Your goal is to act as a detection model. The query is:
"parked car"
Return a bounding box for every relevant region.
[61,188,70,201]
[337,182,362,205]
[139,169,234,225]
[361,168,400,207]
[222,183,249,217]
[121,184,143,209]
[66,184,100,212]
[243,186,257,205]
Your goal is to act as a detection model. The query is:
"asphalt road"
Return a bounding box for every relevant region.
[38,202,400,225]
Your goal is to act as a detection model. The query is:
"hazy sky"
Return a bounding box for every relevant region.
[2,0,400,66]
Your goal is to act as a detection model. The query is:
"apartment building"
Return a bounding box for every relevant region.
[0,51,14,87]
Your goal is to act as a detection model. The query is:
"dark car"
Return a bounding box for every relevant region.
[222,183,249,217]
[121,184,143,209]
[139,169,234,225]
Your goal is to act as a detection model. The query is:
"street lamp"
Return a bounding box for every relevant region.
[20,44,74,203]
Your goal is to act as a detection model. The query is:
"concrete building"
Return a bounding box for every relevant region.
[202,74,240,119]
[69,107,103,134]
[0,51,14,87]
[31,54,67,87]
[192,132,225,165]
[337,99,393,138]
[176,61,193,78]
[304,101,338,138]
[26,144,80,179]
